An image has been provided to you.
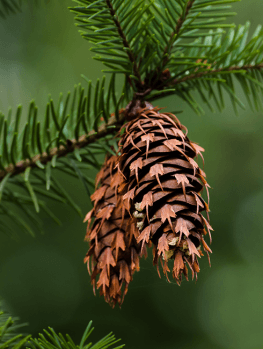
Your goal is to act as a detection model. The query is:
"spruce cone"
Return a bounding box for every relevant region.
[84,154,144,307]
[117,107,213,283]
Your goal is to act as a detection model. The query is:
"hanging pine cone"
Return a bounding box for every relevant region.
[117,106,213,283]
[84,153,145,307]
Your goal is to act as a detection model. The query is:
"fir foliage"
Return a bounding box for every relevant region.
[28,321,125,349]
[147,0,239,69]
[1,0,263,340]
[0,0,50,18]
[70,0,154,91]
[71,0,240,93]
[0,77,125,237]
[148,22,263,114]
[0,299,30,349]
[0,1,263,236]
[0,300,124,349]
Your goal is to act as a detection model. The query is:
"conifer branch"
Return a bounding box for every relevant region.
[148,0,239,91]
[147,61,263,112]
[146,22,263,115]
[0,298,29,349]
[162,0,196,67]
[105,0,143,89]
[0,77,127,236]
[172,63,263,85]
[136,63,263,101]
[1,1,263,240]
[0,112,125,182]
[0,0,50,18]
[72,0,153,88]
[0,300,124,349]
[175,0,196,35]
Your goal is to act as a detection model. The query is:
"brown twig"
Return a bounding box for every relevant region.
[162,0,196,68]
[2,63,262,182]
[172,63,263,85]
[0,112,125,182]
[147,63,263,101]
[148,0,196,93]
[105,0,143,90]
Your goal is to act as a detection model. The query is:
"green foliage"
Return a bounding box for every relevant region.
[0,300,124,349]
[149,0,239,61]
[71,0,263,114]
[148,22,263,114]
[0,300,30,349]
[0,0,24,18]
[0,0,263,346]
[0,76,120,171]
[0,0,50,18]
[0,0,21,18]
[0,0,263,237]
[28,321,124,349]
[71,0,155,90]
[0,76,124,237]
[71,0,239,90]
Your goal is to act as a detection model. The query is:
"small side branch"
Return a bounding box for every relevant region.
[0,112,125,182]
[147,63,263,102]
[105,0,143,90]
[162,0,196,67]
[172,63,263,85]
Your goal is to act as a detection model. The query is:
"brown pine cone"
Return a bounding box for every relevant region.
[84,154,145,307]
[117,107,212,284]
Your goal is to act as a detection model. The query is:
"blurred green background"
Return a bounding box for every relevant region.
[0,1,263,348]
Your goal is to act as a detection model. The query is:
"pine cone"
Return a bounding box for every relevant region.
[84,154,144,307]
[117,107,213,283]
